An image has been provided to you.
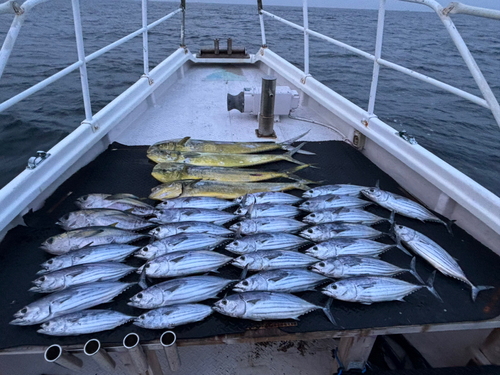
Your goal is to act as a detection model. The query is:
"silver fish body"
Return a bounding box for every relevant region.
[134,304,213,329]
[138,251,232,278]
[151,208,237,225]
[300,223,384,242]
[37,310,134,336]
[156,197,236,210]
[11,282,133,325]
[233,268,329,293]
[235,192,302,207]
[395,225,492,301]
[225,233,310,254]
[303,184,368,198]
[311,256,419,280]
[135,234,228,260]
[41,227,149,255]
[230,218,306,235]
[322,277,426,304]
[232,250,318,271]
[234,204,301,218]
[305,239,394,259]
[299,195,371,212]
[361,187,446,226]
[75,193,156,216]
[213,292,321,321]
[303,208,387,225]
[30,263,136,293]
[38,244,140,274]
[128,276,235,309]
[149,222,233,239]
[57,209,155,231]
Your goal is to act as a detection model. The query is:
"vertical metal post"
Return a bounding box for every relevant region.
[142,0,149,76]
[180,0,186,47]
[71,0,93,123]
[302,0,309,75]
[257,75,277,138]
[367,0,386,116]
[257,0,267,47]
[0,11,25,81]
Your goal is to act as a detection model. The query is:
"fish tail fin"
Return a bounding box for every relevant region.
[284,142,307,165]
[139,268,149,290]
[471,285,494,302]
[283,164,311,175]
[288,176,320,185]
[322,297,337,326]
[240,264,249,280]
[294,183,312,191]
[408,257,424,284]
[445,219,456,236]
[392,222,412,256]
[280,130,310,146]
[425,270,443,303]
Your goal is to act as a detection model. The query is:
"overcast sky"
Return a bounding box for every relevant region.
[186,0,500,11]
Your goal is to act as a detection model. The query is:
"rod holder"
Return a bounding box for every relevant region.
[84,339,116,372]
[44,344,83,372]
[257,75,277,138]
[161,331,181,372]
[123,333,149,375]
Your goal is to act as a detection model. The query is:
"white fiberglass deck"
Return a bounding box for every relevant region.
[115,64,342,145]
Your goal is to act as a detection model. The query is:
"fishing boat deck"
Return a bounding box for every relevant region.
[1,140,499,354]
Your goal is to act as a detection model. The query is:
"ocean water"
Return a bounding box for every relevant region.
[0,1,499,196]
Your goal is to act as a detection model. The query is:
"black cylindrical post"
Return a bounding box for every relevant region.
[257,75,277,137]
[214,39,220,55]
[227,38,232,55]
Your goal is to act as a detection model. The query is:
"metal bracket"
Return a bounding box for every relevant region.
[361,114,378,127]
[352,130,366,150]
[82,119,99,132]
[142,74,154,86]
[300,74,312,84]
[27,151,50,170]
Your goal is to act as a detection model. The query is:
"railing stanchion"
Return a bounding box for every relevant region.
[71,0,93,123]
[257,0,267,47]
[180,0,186,47]
[142,0,149,76]
[302,0,309,76]
[367,0,386,116]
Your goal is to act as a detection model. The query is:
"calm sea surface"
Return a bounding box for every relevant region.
[0,1,499,195]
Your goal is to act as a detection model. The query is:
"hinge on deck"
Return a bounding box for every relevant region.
[27,151,50,170]
[142,74,154,86]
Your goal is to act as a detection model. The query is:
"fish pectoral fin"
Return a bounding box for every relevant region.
[246,299,260,305]
[265,253,282,260]
[107,193,140,200]
[164,284,181,293]
[397,298,406,302]
[268,275,287,282]
[109,222,120,228]
[361,302,373,305]
[178,136,191,146]
[170,256,186,263]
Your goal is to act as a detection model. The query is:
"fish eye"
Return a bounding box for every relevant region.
[82,195,88,201]
[369,189,374,192]
[240,256,246,261]
[47,238,54,244]
[62,214,69,220]
[313,246,318,250]
[310,214,315,217]
[140,316,145,319]
[319,262,325,267]
[233,241,239,246]
[332,285,338,290]
[137,293,143,299]
[242,281,249,286]
[40,277,45,281]
[47,260,53,264]
[143,247,148,252]
[305,202,310,205]
[145,264,150,268]
[221,300,227,305]
[307,190,313,193]
[307,229,313,233]
[21,308,27,314]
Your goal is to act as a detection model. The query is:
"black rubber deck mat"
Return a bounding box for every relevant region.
[1,141,499,350]
[365,366,500,375]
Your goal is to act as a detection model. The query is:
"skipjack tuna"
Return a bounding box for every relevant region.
[146,143,307,167]
[299,195,371,212]
[311,256,423,283]
[233,268,329,293]
[38,244,140,274]
[128,276,235,309]
[75,193,156,216]
[232,250,318,271]
[234,204,301,218]
[361,183,452,233]
[149,180,310,200]
[322,273,442,304]
[235,192,302,207]
[303,208,388,225]
[11,282,133,325]
[300,223,384,242]
[41,227,149,255]
[152,162,312,183]
[37,310,134,336]
[303,184,369,198]
[150,208,237,225]
[149,222,233,239]
[305,239,395,259]
[30,263,136,293]
[137,251,232,278]
[225,233,310,254]
[57,209,154,231]
[134,304,213,329]
[230,218,307,235]
[156,197,236,210]
[135,234,229,260]
[149,131,314,154]
[394,225,493,301]
[213,292,336,324]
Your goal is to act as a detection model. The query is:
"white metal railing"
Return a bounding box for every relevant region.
[0,0,185,127]
[258,0,500,129]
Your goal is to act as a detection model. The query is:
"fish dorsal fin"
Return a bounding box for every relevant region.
[108,222,119,228]
[170,255,186,263]
[178,136,191,146]
[246,299,260,305]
